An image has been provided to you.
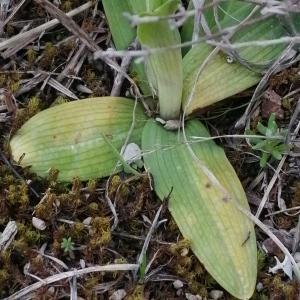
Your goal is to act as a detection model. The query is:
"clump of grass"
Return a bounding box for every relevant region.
[89,217,111,249]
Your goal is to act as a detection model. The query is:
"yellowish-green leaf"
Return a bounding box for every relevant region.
[102,0,135,51]
[181,0,234,54]
[137,0,182,120]
[183,43,261,113]
[10,97,147,182]
[142,119,257,299]
[182,2,289,114]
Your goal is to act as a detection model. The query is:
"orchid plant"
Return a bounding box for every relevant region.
[10,0,296,298]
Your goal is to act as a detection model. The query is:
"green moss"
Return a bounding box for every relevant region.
[26,48,37,64]
[89,217,111,249]
[12,96,41,134]
[83,275,100,298]
[71,222,86,239]
[257,249,267,274]
[0,72,20,92]
[127,284,144,300]
[40,42,59,69]
[87,179,97,193]
[81,68,110,97]
[34,192,56,221]
[51,96,69,107]
[17,223,42,244]
[169,238,191,256]
[6,182,29,209]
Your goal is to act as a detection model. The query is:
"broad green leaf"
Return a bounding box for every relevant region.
[182,2,289,114]
[102,0,135,50]
[142,119,257,299]
[271,149,282,160]
[102,0,150,95]
[10,98,147,182]
[137,0,183,120]
[129,0,147,14]
[181,0,234,53]
[183,43,260,113]
[257,122,268,136]
[152,0,179,14]
[260,152,268,168]
[147,0,165,11]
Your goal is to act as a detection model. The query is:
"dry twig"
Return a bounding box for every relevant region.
[5,264,139,300]
[0,1,93,52]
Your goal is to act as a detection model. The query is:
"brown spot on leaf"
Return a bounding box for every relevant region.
[74,132,82,144]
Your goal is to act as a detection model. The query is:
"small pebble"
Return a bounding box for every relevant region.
[173,279,184,289]
[23,262,30,274]
[76,84,93,94]
[109,289,127,300]
[294,252,300,263]
[209,290,223,300]
[256,282,264,292]
[226,55,234,64]
[79,259,86,269]
[83,217,92,226]
[185,293,202,300]
[32,217,46,231]
[180,247,189,256]
[47,286,55,295]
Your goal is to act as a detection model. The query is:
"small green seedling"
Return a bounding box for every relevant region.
[61,237,75,254]
[247,113,288,167]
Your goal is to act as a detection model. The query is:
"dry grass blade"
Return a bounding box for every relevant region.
[14,73,49,97]
[0,1,93,52]
[0,220,17,251]
[111,41,137,96]
[47,78,78,100]
[135,204,163,278]
[238,204,300,281]
[5,264,138,300]
[34,0,99,52]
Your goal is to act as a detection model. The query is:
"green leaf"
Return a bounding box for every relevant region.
[259,152,269,168]
[102,0,150,95]
[275,143,288,153]
[152,0,179,15]
[10,97,147,182]
[182,2,289,114]
[137,0,183,120]
[147,0,165,12]
[129,0,147,14]
[183,43,260,113]
[256,122,268,136]
[181,0,236,53]
[267,113,277,135]
[102,0,135,50]
[142,119,257,299]
[271,148,282,161]
[252,140,268,151]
